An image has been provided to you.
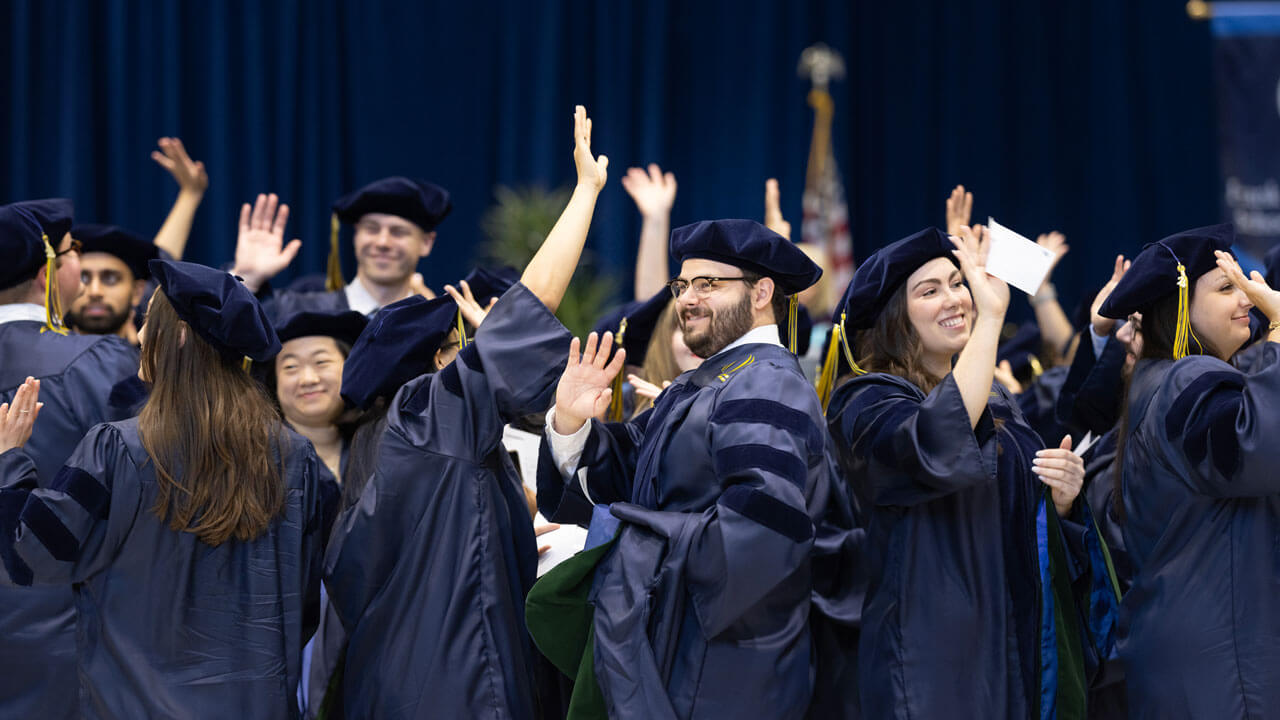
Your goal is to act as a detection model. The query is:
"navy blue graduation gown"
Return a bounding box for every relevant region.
[539,342,826,720]
[0,419,336,719]
[1118,343,1280,719]
[1055,334,1127,438]
[0,321,141,719]
[323,282,567,719]
[1017,365,1070,445]
[827,372,1119,720]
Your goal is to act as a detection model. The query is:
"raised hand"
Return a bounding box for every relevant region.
[1034,434,1085,517]
[950,224,1009,319]
[627,373,671,401]
[1216,250,1280,322]
[0,377,42,454]
[1035,231,1070,290]
[231,193,302,292]
[151,137,209,195]
[945,184,973,236]
[409,273,437,300]
[573,105,608,193]
[993,360,1023,395]
[764,178,792,240]
[1090,255,1131,335]
[443,279,498,329]
[620,163,676,219]
[553,332,625,435]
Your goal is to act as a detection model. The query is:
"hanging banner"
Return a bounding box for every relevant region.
[1211,4,1280,266]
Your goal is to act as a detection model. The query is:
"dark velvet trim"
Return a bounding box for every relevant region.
[714,443,808,490]
[0,491,33,585]
[868,403,918,468]
[50,466,110,518]
[720,484,812,543]
[438,363,464,398]
[1164,371,1243,478]
[710,398,823,454]
[107,375,149,414]
[22,496,81,562]
[458,343,483,373]
[400,379,434,416]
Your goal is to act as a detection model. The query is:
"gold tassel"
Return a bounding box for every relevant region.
[788,295,799,354]
[325,212,343,292]
[1028,354,1044,379]
[607,318,627,422]
[838,312,865,376]
[242,356,252,372]
[39,233,67,335]
[456,309,469,348]
[816,322,842,411]
[1173,263,1191,359]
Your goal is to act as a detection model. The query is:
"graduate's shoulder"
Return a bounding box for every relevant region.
[829,371,924,417]
[0,324,138,387]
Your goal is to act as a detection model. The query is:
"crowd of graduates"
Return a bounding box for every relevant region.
[1,105,1278,720]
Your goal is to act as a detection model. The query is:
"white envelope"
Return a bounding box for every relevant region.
[984,218,1056,295]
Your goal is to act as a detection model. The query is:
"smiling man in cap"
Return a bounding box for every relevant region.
[231,177,451,318]
[533,218,835,719]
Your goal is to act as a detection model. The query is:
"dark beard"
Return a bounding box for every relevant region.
[66,305,133,335]
[680,291,754,358]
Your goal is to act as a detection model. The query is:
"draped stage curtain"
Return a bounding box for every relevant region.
[1,0,1217,314]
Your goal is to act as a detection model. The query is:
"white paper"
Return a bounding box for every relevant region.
[502,425,590,576]
[502,425,543,491]
[534,513,589,577]
[984,217,1056,296]
[1071,431,1098,458]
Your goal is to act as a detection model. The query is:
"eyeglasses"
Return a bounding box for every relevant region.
[53,239,82,258]
[666,276,752,299]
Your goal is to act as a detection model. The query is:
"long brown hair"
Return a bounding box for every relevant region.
[138,291,286,546]
[635,301,683,414]
[854,282,944,393]
[1112,286,1211,523]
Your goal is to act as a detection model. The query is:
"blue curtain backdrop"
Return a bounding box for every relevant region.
[2,0,1217,316]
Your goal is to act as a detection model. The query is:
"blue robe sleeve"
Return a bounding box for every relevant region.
[610,365,822,638]
[1055,334,1126,437]
[385,282,571,462]
[0,424,142,586]
[538,410,652,519]
[834,374,995,506]
[1159,343,1280,498]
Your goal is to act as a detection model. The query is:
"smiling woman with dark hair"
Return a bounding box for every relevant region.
[0,259,336,719]
[1098,224,1280,719]
[825,225,1119,719]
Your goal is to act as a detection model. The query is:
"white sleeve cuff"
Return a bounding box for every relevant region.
[1088,324,1109,359]
[544,407,591,481]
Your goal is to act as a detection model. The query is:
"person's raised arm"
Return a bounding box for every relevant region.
[0,378,41,455]
[622,163,676,300]
[1030,231,1074,355]
[945,184,973,236]
[229,193,302,293]
[950,225,1010,428]
[764,178,791,240]
[150,137,208,260]
[520,105,608,312]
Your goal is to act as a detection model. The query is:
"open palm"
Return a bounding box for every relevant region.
[554,332,626,432]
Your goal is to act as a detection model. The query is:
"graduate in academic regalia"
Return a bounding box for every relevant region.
[322,105,607,720]
[0,258,337,719]
[230,177,452,317]
[822,226,1119,720]
[1097,223,1280,720]
[0,201,142,719]
[65,224,160,345]
[534,217,837,720]
[262,309,367,481]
